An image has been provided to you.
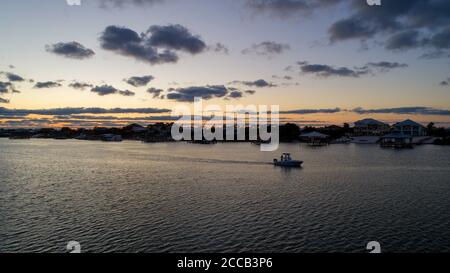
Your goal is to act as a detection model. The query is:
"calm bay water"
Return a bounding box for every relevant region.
[0,138,449,253]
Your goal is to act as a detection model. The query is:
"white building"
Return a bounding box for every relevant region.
[393,119,426,137]
[353,118,390,136]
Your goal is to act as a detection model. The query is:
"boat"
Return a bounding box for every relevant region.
[273,153,303,167]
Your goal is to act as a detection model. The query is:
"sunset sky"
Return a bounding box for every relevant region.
[1,0,450,128]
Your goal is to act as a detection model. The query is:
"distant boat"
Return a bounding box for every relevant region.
[273,153,303,167]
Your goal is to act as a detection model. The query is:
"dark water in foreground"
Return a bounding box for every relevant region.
[0,139,449,253]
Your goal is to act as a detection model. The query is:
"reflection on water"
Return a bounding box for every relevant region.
[0,139,449,253]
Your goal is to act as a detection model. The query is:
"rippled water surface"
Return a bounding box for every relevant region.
[0,139,449,253]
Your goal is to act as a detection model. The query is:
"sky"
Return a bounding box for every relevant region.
[0,0,450,128]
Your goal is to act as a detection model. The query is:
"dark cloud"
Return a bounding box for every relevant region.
[118,90,135,96]
[91,85,135,96]
[0,107,170,116]
[385,30,422,50]
[209,43,230,54]
[328,0,450,53]
[366,61,408,72]
[147,87,164,98]
[419,51,450,60]
[69,82,93,90]
[297,60,407,78]
[246,0,341,17]
[245,90,256,95]
[298,61,369,78]
[0,98,9,104]
[247,0,450,55]
[125,75,154,87]
[33,81,62,89]
[352,107,450,116]
[281,108,342,114]
[242,41,290,56]
[46,42,95,59]
[428,26,450,49]
[99,24,207,65]
[0,82,14,93]
[147,24,207,54]
[329,16,375,42]
[440,78,450,87]
[232,79,277,88]
[166,85,229,102]
[1,72,25,82]
[227,90,244,99]
[98,0,164,8]
[99,25,178,64]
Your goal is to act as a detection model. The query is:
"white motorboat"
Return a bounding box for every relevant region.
[273,153,303,167]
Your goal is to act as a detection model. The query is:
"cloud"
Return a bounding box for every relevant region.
[91,85,135,96]
[245,0,341,17]
[33,81,62,89]
[46,42,95,59]
[99,25,178,64]
[166,85,229,102]
[209,43,230,54]
[0,107,170,116]
[0,82,15,93]
[0,98,9,104]
[98,0,164,8]
[99,24,207,65]
[231,79,277,88]
[281,108,342,114]
[297,61,407,78]
[1,72,25,82]
[165,85,258,102]
[352,107,450,116]
[440,78,450,87]
[147,87,164,98]
[125,75,155,87]
[419,51,450,60]
[242,41,290,56]
[99,24,208,65]
[366,62,408,72]
[298,61,369,78]
[69,82,93,90]
[328,0,450,53]
[227,90,244,99]
[147,24,207,54]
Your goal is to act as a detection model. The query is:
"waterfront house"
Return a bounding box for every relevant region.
[393,119,426,137]
[123,123,147,133]
[353,118,390,136]
[300,131,329,146]
[380,132,413,149]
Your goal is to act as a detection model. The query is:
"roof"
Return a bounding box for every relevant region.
[394,119,425,128]
[354,118,388,126]
[300,131,329,138]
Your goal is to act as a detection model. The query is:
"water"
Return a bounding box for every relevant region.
[0,139,449,253]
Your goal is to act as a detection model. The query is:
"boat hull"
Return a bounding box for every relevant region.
[273,160,303,167]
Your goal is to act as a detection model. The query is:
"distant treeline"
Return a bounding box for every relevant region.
[1,122,450,144]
